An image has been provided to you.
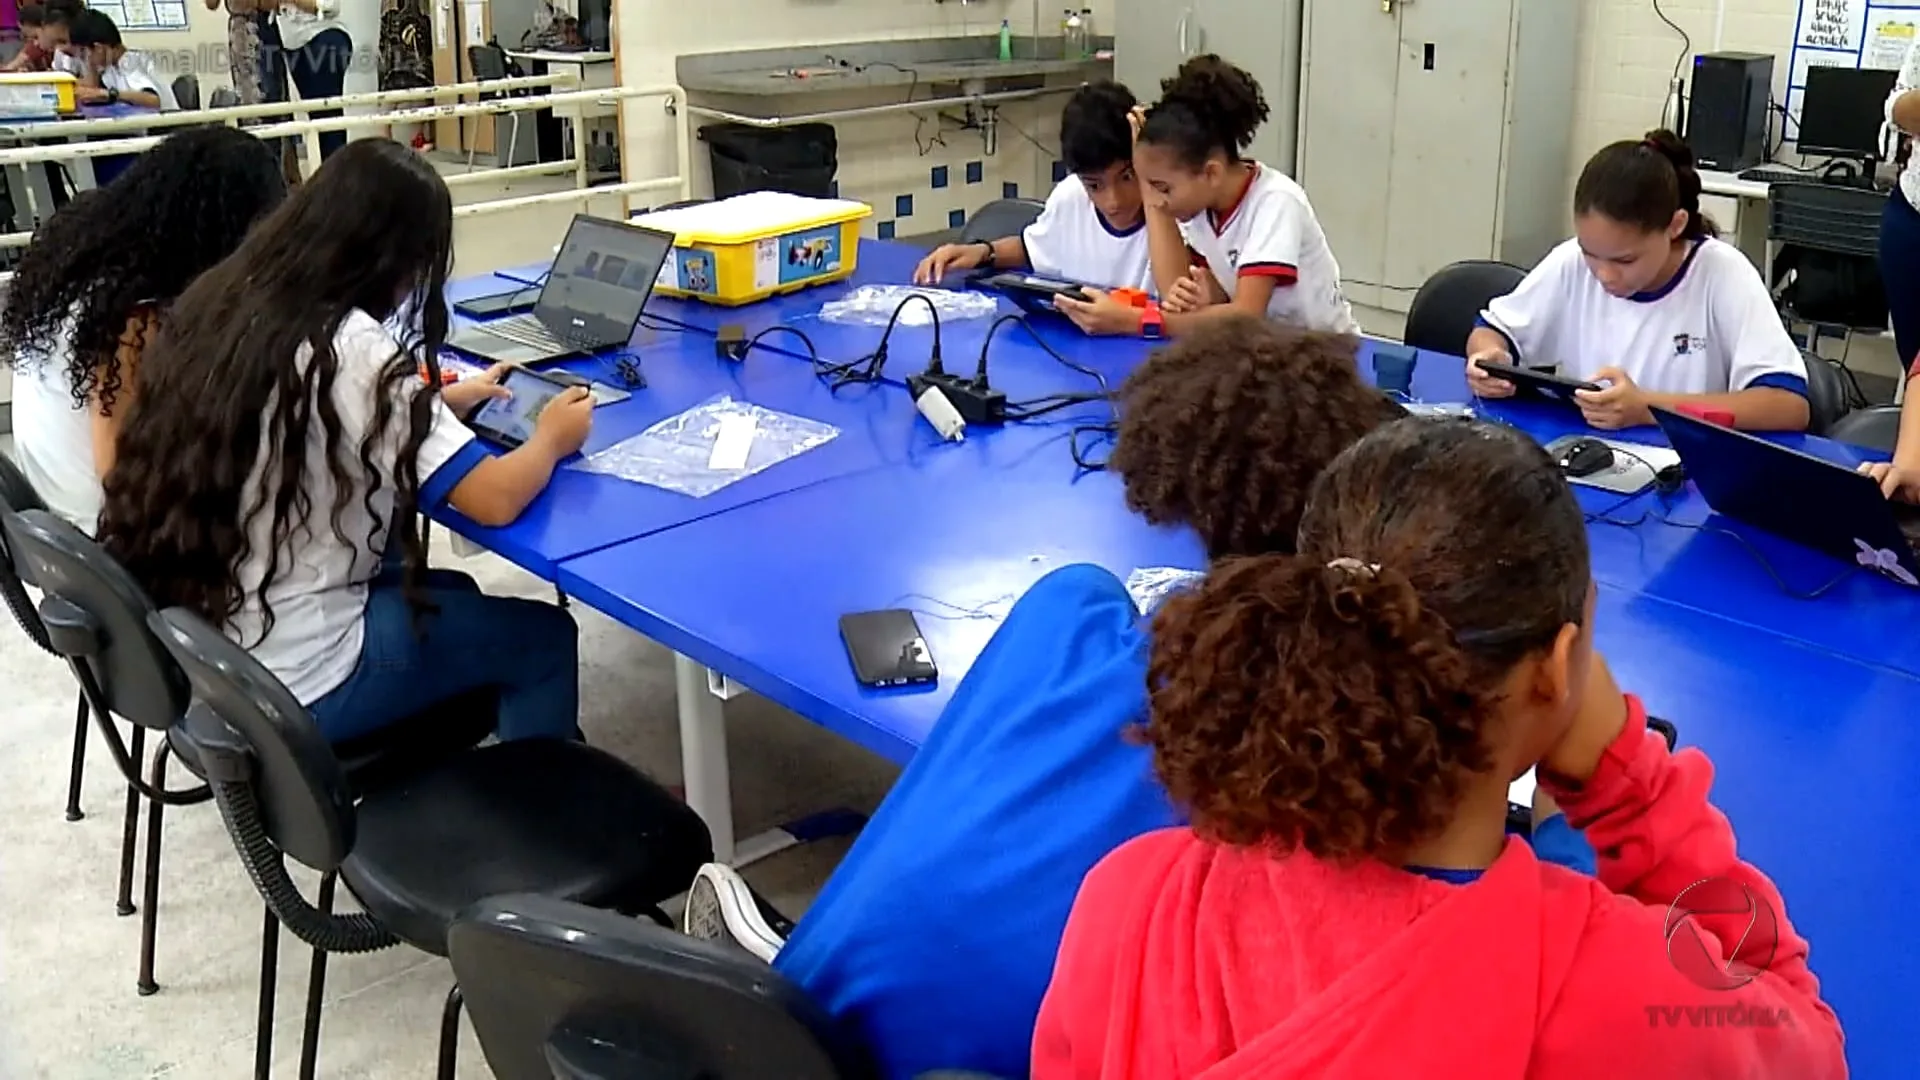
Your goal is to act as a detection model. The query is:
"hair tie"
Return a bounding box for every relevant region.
[1326,558,1381,577]
[1642,137,1663,152]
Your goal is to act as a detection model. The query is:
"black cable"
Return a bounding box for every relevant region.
[975,313,1111,397]
[638,314,686,333]
[1069,421,1117,472]
[1005,391,1111,421]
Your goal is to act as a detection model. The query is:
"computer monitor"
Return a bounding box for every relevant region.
[1796,65,1897,160]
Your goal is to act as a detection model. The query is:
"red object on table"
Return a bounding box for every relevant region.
[1109,288,1151,308]
[1675,404,1735,427]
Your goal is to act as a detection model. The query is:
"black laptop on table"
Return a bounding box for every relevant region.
[1651,405,1920,587]
[447,214,676,366]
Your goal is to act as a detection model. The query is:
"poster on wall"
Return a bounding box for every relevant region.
[88,0,189,32]
[1786,0,1920,127]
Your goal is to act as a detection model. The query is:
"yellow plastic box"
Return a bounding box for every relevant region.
[636,192,874,307]
[0,72,77,118]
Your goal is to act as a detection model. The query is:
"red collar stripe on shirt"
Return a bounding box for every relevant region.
[1208,163,1262,235]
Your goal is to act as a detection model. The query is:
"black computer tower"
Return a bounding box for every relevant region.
[1685,52,1773,172]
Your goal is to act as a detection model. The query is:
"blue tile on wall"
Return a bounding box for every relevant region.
[948,208,966,228]
[931,165,949,189]
[895,194,914,218]
[877,220,896,240]
[966,161,984,184]
[1052,159,1068,183]
[1002,182,1019,199]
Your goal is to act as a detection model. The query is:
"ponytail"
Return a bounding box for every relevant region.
[1138,54,1270,169]
[1143,553,1497,860]
[1574,128,1719,241]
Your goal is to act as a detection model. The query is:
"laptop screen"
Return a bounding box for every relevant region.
[536,216,676,345]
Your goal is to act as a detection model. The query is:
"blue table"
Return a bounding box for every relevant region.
[426,325,925,579]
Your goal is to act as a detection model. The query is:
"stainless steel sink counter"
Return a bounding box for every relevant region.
[677,36,1112,98]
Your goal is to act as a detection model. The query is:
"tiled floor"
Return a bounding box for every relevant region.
[0,190,902,1077]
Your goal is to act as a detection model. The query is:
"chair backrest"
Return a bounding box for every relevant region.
[448,894,874,1080]
[1403,260,1528,357]
[469,42,509,82]
[171,73,200,110]
[959,198,1045,245]
[147,606,357,871]
[1767,182,1881,258]
[1800,352,1850,435]
[1828,403,1903,453]
[208,86,239,110]
[2,508,187,729]
[0,454,53,654]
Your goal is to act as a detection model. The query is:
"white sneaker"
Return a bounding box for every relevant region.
[682,863,784,964]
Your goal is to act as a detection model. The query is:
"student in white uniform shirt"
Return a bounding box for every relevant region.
[96,140,593,745]
[263,0,354,159]
[914,81,1156,335]
[0,128,285,533]
[1087,54,1356,339]
[66,10,177,109]
[1466,131,1809,433]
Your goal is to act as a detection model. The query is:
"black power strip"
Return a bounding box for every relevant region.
[906,370,1007,425]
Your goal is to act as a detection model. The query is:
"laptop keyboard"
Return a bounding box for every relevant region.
[483,314,572,351]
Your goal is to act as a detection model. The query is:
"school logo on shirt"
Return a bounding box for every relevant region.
[1673,333,1706,356]
[1227,248,1241,268]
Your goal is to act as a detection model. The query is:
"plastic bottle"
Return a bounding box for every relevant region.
[1079,7,1096,57]
[1064,10,1083,60]
[999,18,1013,61]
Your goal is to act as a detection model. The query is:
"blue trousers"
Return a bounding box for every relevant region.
[1878,190,1920,373]
[307,561,582,744]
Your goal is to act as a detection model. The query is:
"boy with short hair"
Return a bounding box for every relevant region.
[913,80,1151,300]
[65,9,175,109]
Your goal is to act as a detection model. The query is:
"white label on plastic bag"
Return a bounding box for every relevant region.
[708,413,757,471]
[754,238,778,292]
[656,248,679,290]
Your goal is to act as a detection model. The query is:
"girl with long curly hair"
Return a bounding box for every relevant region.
[97,138,593,744]
[1033,417,1843,1079]
[2,126,285,532]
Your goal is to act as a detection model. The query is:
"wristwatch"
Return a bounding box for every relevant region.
[976,239,995,266]
[105,88,119,105]
[1140,301,1165,340]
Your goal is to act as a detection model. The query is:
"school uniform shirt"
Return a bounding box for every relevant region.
[273,0,344,53]
[1480,237,1808,398]
[1888,39,1920,214]
[1021,175,1154,292]
[11,317,103,534]
[1176,163,1358,334]
[229,309,489,704]
[100,51,179,110]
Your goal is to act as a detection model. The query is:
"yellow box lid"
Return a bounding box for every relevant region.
[0,71,77,85]
[631,191,872,245]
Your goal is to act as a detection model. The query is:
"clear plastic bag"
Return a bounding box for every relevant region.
[1126,567,1204,615]
[571,395,839,498]
[819,285,999,326]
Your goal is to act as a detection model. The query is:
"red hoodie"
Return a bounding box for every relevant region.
[1033,696,1846,1079]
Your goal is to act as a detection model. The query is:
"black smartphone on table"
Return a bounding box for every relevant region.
[453,288,539,320]
[839,609,938,688]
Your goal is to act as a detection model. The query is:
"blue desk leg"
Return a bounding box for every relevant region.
[672,654,864,867]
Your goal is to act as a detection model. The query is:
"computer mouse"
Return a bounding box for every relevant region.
[1558,438,1615,478]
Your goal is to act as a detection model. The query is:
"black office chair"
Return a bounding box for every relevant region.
[1802,350,1853,436]
[1403,260,1528,357]
[467,41,525,172]
[959,198,1045,245]
[2,508,498,1000]
[449,894,875,1080]
[171,74,200,111]
[1829,404,1903,452]
[208,86,240,110]
[150,607,714,1080]
[1768,183,1886,408]
[0,454,89,824]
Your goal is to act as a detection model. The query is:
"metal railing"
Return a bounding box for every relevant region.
[0,82,691,254]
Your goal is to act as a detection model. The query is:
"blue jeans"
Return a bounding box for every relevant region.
[1879,191,1920,372]
[307,561,582,744]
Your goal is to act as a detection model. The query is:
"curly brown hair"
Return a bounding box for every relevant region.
[1144,418,1590,860]
[1109,315,1404,559]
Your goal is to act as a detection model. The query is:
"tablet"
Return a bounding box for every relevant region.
[970,270,1092,314]
[1473,360,1602,403]
[466,367,572,449]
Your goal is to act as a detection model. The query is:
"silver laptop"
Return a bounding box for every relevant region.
[447,215,676,366]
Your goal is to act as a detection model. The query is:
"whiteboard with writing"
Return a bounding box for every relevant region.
[1788,0,1920,126]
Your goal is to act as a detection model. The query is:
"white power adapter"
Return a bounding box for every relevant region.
[915,385,967,442]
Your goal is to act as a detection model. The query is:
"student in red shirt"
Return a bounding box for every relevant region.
[4,2,73,72]
[1034,417,1845,1080]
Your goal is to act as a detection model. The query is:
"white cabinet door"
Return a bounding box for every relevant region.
[1190,0,1303,172]
[1298,0,1402,305]
[1379,0,1513,300]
